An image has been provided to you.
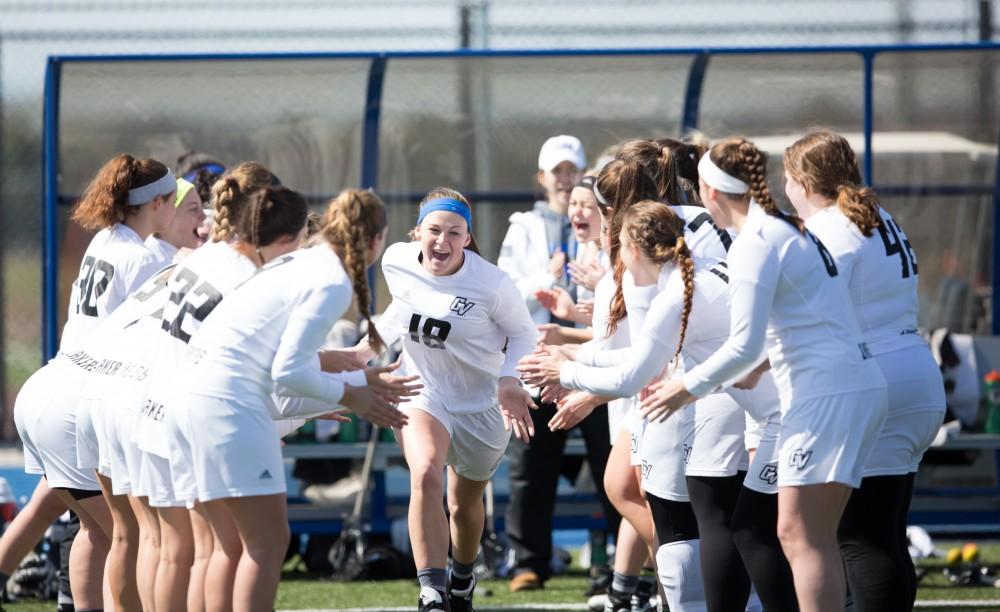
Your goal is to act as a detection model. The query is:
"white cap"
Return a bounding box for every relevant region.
[538,135,586,172]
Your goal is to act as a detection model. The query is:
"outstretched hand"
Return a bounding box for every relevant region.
[638,379,695,422]
[499,377,536,442]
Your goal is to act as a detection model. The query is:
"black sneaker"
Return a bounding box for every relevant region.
[418,586,449,612]
[631,576,658,612]
[602,586,632,612]
[586,564,613,596]
[448,572,476,612]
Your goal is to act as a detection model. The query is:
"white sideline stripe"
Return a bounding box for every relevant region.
[916,601,1000,608]
[279,606,589,611]
[282,603,1000,612]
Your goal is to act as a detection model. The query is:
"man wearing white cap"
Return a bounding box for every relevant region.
[500,135,592,592]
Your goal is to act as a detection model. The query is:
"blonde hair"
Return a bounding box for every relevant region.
[409,187,481,255]
[620,201,694,366]
[210,162,276,242]
[322,189,388,353]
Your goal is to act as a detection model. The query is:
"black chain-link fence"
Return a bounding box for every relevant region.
[2,0,997,439]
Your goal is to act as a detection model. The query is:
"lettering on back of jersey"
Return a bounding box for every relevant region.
[449,296,476,317]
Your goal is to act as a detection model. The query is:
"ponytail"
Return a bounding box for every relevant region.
[615,139,681,203]
[710,138,805,232]
[209,161,278,243]
[322,189,388,354]
[234,187,309,253]
[618,201,694,363]
[72,154,169,230]
[785,130,883,237]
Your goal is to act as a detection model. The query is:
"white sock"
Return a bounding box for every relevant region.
[655,539,707,612]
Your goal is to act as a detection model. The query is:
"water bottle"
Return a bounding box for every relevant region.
[983,370,1000,434]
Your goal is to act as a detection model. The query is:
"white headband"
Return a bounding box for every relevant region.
[698,154,749,194]
[593,182,609,206]
[127,170,176,205]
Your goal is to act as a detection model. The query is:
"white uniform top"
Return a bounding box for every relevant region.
[564,263,729,397]
[185,245,357,414]
[376,241,538,415]
[682,203,885,407]
[673,204,732,264]
[804,206,923,356]
[63,265,177,372]
[61,224,162,354]
[144,235,179,266]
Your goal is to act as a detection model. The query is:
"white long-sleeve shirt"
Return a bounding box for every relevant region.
[682,203,885,408]
[805,206,924,356]
[186,245,357,413]
[376,241,538,414]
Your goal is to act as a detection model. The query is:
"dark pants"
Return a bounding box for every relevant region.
[506,399,620,581]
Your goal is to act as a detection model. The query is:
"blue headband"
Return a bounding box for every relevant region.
[417,198,472,232]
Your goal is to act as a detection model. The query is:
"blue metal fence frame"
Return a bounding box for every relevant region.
[42,42,1000,359]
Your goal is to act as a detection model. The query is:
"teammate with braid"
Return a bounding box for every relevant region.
[643,137,887,612]
[786,130,945,611]
[521,201,730,610]
[354,187,538,612]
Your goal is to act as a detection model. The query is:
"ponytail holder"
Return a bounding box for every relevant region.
[697,155,749,194]
[128,170,176,205]
[417,197,472,232]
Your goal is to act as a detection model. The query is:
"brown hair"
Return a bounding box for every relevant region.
[322,189,389,353]
[410,187,481,255]
[784,130,881,236]
[616,139,682,204]
[708,138,804,232]
[210,162,276,242]
[235,187,309,250]
[72,154,171,230]
[620,200,695,366]
[595,159,661,335]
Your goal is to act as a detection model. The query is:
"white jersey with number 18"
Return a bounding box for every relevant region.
[376,242,538,415]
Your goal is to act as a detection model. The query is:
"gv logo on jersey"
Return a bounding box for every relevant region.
[682,444,693,464]
[759,462,778,485]
[449,296,476,316]
[640,460,653,479]
[788,449,813,470]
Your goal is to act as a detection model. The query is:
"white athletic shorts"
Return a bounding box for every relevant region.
[608,397,631,444]
[623,406,643,467]
[165,396,199,507]
[14,365,53,476]
[104,404,143,496]
[141,452,183,508]
[400,402,509,482]
[29,361,99,490]
[686,392,748,478]
[777,386,887,489]
[742,412,782,495]
[179,393,287,502]
[638,404,694,502]
[865,347,946,477]
[75,395,101,472]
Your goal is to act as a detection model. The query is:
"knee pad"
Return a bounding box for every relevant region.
[655,539,707,612]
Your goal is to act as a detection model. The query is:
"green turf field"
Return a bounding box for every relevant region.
[5,541,1000,611]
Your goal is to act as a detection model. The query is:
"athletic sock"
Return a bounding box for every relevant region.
[450,559,475,591]
[656,539,706,612]
[417,567,448,593]
[611,572,639,596]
